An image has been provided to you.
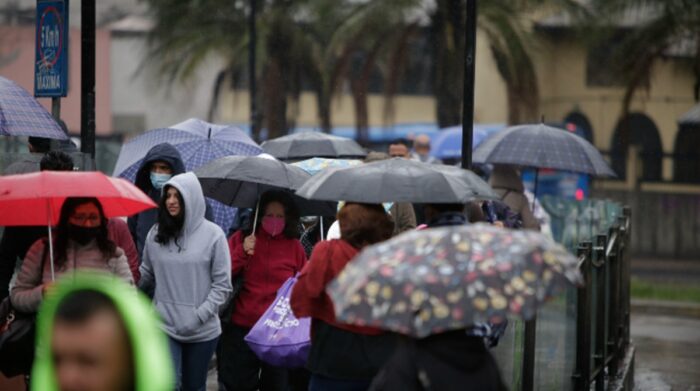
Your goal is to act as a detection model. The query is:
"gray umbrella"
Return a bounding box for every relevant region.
[261,132,367,161]
[195,155,336,216]
[295,158,498,203]
[472,123,615,177]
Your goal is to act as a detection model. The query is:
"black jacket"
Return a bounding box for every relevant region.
[369,331,507,391]
[0,226,46,300]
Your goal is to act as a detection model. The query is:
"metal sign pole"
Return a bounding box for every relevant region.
[461,0,477,170]
[80,0,96,160]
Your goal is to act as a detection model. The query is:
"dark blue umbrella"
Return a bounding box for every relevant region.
[473,123,615,177]
[431,124,503,159]
[113,120,262,180]
[0,76,67,140]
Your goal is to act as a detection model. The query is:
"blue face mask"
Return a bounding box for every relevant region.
[150,172,172,190]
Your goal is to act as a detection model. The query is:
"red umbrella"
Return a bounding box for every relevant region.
[0,171,156,226]
[0,171,157,280]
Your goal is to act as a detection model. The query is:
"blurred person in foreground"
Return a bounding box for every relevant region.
[139,172,232,391]
[31,271,173,391]
[221,190,307,391]
[412,134,442,165]
[0,152,140,303]
[291,203,397,391]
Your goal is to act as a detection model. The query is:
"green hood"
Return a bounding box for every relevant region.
[32,271,174,391]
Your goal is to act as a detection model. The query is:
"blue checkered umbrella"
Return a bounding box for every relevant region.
[0,76,67,140]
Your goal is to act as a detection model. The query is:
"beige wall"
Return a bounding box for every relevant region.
[217,29,508,127]
[532,34,696,181]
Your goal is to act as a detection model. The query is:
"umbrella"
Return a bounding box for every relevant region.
[431,125,503,159]
[472,123,615,177]
[328,223,581,338]
[261,132,367,161]
[0,171,157,280]
[296,158,498,204]
[291,157,362,176]
[195,156,337,217]
[113,119,261,180]
[0,76,68,140]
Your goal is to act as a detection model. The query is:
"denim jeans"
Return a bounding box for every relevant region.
[168,336,219,391]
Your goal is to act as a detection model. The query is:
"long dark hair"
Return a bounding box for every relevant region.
[155,185,186,249]
[244,190,300,239]
[55,198,116,268]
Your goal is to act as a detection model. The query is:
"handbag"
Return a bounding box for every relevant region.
[244,275,311,368]
[0,238,49,377]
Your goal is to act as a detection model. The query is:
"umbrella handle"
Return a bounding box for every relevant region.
[251,198,260,235]
[47,205,55,282]
[319,216,324,241]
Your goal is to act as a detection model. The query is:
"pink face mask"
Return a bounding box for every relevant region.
[262,216,285,236]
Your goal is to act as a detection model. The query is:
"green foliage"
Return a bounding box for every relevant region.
[631,278,700,303]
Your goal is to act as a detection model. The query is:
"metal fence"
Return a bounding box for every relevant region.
[494,202,633,391]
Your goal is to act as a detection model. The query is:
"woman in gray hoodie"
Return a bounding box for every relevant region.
[139,172,232,391]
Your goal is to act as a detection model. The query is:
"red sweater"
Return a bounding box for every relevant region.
[291,239,383,336]
[229,230,307,328]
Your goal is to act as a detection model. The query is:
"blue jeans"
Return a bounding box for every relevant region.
[309,374,372,391]
[168,336,219,391]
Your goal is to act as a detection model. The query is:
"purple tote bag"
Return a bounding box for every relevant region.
[244,275,311,368]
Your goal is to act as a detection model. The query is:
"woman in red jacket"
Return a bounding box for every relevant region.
[219,190,307,391]
[290,203,395,391]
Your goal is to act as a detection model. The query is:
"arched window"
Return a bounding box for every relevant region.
[610,113,663,181]
[564,111,594,143]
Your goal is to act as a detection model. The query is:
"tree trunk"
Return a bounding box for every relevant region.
[263,58,288,139]
[431,0,465,128]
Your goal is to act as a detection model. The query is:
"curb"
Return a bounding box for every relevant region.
[631,298,700,318]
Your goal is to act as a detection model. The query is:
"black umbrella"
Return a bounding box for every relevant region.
[472,123,615,177]
[261,132,367,161]
[295,158,498,203]
[195,155,336,217]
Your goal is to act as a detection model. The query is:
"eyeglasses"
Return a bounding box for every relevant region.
[70,214,101,224]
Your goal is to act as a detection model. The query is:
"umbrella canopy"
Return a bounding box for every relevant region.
[0,171,157,226]
[291,157,363,176]
[296,158,498,203]
[473,123,615,177]
[195,156,336,216]
[113,121,261,180]
[431,125,503,159]
[328,224,581,338]
[0,76,68,140]
[262,132,367,161]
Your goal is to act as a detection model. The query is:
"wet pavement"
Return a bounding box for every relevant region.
[632,312,700,390]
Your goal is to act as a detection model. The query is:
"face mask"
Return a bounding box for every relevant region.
[150,172,172,190]
[68,224,100,245]
[262,216,285,237]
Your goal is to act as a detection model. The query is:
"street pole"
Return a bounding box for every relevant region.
[80,0,96,161]
[461,0,477,170]
[249,0,258,141]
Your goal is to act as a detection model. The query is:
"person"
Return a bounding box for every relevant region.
[387,139,412,159]
[3,136,52,175]
[368,329,507,391]
[291,203,397,391]
[412,134,442,164]
[0,152,140,301]
[31,272,173,391]
[299,216,333,258]
[11,197,133,313]
[128,143,186,259]
[220,190,307,391]
[488,164,540,230]
[139,172,232,391]
[365,152,417,234]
